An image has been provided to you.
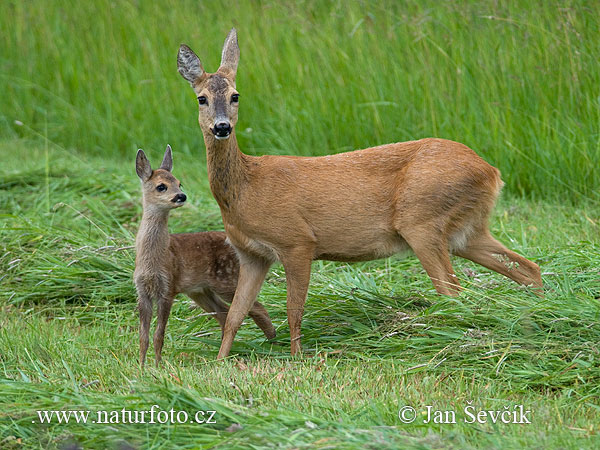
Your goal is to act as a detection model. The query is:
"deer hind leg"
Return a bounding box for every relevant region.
[402,230,461,296]
[217,254,272,359]
[280,248,313,356]
[453,231,543,293]
[248,301,277,340]
[193,290,275,341]
[138,293,152,369]
[153,296,174,366]
[190,291,230,339]
[210,292,276,340]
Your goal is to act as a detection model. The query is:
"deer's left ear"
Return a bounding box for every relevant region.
[160,145,173,172]
[218,28,239,80]
[136,149,152,181]
[178,44,205,86]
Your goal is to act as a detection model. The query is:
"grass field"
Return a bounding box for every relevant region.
[1,1,599,449]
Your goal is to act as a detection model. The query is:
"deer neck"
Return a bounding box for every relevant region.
[204,131,247,212]
[136,206,171,264]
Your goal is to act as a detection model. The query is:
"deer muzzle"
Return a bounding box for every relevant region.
[212,121,232,140]
[172,193,187,204]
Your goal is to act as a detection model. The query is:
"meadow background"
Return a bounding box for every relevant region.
[1,0,599,448]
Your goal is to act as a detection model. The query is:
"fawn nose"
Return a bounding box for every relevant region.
[172,193,187,204]
[213,121,232,138]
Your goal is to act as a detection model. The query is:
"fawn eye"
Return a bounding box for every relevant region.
[198,96,207,105]
[231,94,239,103]
[156,184,167,192]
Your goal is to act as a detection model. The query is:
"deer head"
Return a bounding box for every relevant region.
[136,145,186,210]
[177,28,240,141]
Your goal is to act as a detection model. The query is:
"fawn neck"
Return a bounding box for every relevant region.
[136,204,171,263]
[203,131,247,212]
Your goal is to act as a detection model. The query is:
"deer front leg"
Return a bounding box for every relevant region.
[217,254,271,359]
[153,296,174,366]
[281,248,313,356]
[138,293,152,369]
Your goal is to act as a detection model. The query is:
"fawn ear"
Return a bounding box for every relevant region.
[160,145,173,171]
[178,44,205,86]
[218,28,239,80]
[136,149,152,181]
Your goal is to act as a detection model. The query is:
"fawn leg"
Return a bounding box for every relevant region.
[138,294,152,369]
[217,254,271,359]
[207,292,275,341]
[191,291,274,341]
[454,231,543,293]
[280,248,313,356]
[153,296,174,366]
[190,291,230,335]
[248,301,276,340]
[404,232,460,296]
[206,292,277,341]
[207,292,230,336]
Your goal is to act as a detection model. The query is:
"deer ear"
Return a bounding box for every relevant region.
[178,44,204,86]
[136,149,152,181]
[219,28,239,79]
[160,145,173,172]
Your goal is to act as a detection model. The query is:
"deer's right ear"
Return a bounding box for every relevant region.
[178,44,204,86]
[160,144,173,172]
[136,149,152,181]
[219,28,239,80]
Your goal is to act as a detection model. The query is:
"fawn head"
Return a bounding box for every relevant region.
[178,28,240,141]
[136,145,186,210]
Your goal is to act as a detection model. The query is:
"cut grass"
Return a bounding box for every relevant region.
[1,1,600,447]
[1,143,599,448]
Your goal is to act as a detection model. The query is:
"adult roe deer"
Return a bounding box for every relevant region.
[134,145,275,367]
[177,29,543,358]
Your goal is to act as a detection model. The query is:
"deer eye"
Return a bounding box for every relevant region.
[231,94,239,103]
[197,96,207,105]
[156,184,167,192]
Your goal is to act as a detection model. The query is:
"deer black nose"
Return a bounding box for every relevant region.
[213,121,232,137]
[172,193,187,203]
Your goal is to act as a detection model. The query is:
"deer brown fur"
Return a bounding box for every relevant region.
[134,145,275,367]
[177,29,543,359]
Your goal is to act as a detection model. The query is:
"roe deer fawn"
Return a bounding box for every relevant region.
[177,29,543,359]
[134,145,275,367]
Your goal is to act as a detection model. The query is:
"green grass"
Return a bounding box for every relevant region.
[1,142,599,448]
[1,0,599,201]
[1,1,600,448]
